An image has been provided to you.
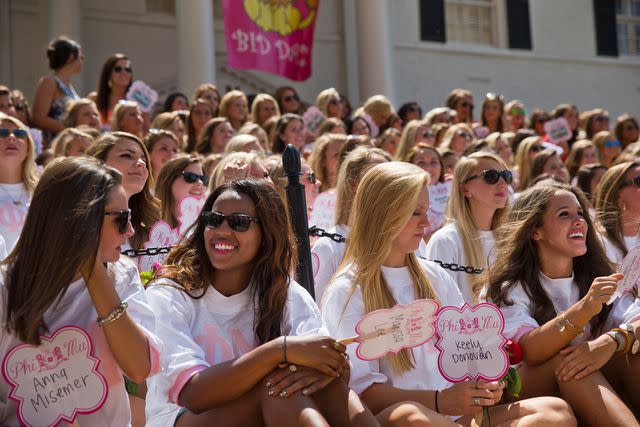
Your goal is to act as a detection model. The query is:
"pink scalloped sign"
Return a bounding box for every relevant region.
[435,303,509,383]
[138,220,180,273]
[344,299,440,361]
[1,326,108,426]
[608,244,640,305]
[178,195,206,237]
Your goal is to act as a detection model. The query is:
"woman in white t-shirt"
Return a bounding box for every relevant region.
[145,179,377,427]
[426,152,511,303]
[312,146,390,302]
[594,161,640,265]
[0,157,160,426]
[0,114,39,251]
[486,182,640,424]
[322,162,573,426]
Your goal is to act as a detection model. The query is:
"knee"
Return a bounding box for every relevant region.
[388,402,438,427]
[528,397,577,426]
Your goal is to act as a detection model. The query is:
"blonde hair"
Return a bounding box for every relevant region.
[316,87,340,116]
[238,122,269,151]
[250,93,280,128]
[63,98,98,128]
[317,117,346,137]
[514,136,541,191]
[362,95,394,126]
[486,132,512,166]
[209,151,263,191]
[111,101,140,134]
[0,114,38,193]
[394,119,428,161]
[51,127,93,157]
[424,107,452,126]
[308,133,348,192]
[224,134,264,154]
[439,123,474,154]
[592,130,616,166]
[334,147,391,225]
[338,162,436,374]
[218,90,249,129]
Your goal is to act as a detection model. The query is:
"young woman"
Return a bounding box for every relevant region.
[224,134,264,154]
[94,53,134,127]
[87,131,160,250]
[486,181,640,425]
[191,83,221,115]
[163,92,189,113]
[238,122,270,152]
[219,90,249,131]
[309,133,347,193]
[593,130,622,168]
[530,150,570,184]
[32,36,82,140]
[480,92,505,133]
[438,124,474,158]
[614,114,639,149]
[322,162,573,426]
[155,154,207,229]
[196,117,235,155]
[268,156,321,217]
[51,127,93,157]
[271,114,305,154]
[0,157,160,426]
[250,94,280,129]
[144,129,180,182]
[426,152,510,303]
[111,101,144,139]
[504,100,526,132]
[565,140,598,181]
[274,86,303,115]
[512,136,543,191]
[594,161,640,264]
[576,164,607,205]
[144,179,377,427]
[485,132,513,167]
[0,114,38,251]
[63,98,101,130]
[316,88,342,119]
[311,147,390,301]
[445,88,474,124]
[317,118,347,137]
[349,116,372,137]
[209,152,270,191]
[375,128,400,157]
[151,111,186,149]
[393,120,434,161]
[186,98,215,153]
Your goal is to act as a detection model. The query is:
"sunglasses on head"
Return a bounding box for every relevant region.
[529,145,543,153]
[181,171,210,186]
[105,209,132,234]
[283,94,299,102]
[464,169,513,185]
[604,140,621,148]
[0,128,28,139]
[304,171,317,185]
[201,211,260,232]
[621,176,640,189]
[113,65,133,73]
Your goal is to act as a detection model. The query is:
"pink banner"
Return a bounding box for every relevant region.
[223,0,319,81]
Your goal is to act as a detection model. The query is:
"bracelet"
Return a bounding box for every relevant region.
[611,328,632,354]
[605,331,624,352]
[97,302,128,326]
[282,335,288,363]
[556,311,584,336]
[434,389,440,413]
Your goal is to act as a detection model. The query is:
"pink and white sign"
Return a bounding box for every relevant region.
[223,0,319,81]
[178,195,206,237]
[303,106,326,137]
[608,245,640,305]
[435,303,509,383]
[309,190,336,231]
[346,299,440,361]
[544,118,572,145]
[138,221,180,273]
[425,181,451,235]
[2,326,108,427]
[126,81,158,113]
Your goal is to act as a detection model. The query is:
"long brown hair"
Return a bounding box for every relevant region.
[96,53,132,123]
[152,179,297,345]
[3,157,121,344]
[486,182,613,335]
[155,154,202,228]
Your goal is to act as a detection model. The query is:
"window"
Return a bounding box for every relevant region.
[616,0,640,54]
[445,0,495,45]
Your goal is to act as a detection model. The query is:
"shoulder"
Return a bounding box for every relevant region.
[419,258,464,306]
[286,279,317,307]
[321,268,357,308]
[427,223,460,246]
[35,75,57,92]
[146,278,194,307]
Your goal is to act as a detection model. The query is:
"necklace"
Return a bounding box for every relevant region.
[0,183,28,207]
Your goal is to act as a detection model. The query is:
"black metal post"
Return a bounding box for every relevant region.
[283,144,315,299]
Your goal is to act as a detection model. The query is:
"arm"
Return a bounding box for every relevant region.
[31,77,65,133]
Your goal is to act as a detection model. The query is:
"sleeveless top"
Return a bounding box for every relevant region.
[48,76,79,122]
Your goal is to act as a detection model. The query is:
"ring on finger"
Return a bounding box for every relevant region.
[289,364,298,372]
[474,397,480,406]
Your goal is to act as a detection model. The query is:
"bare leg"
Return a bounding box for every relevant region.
[457,397,575,427]
[310,378,379,426]
[601,352,640,415]
[375,401,458,427]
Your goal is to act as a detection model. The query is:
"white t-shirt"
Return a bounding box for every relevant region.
[0,183,30,251]
[0,258,161,427]
[425,222,496,304]
[145,278,325,427]
[321,258,464,395]
[600,233,640,266]
[497,272,640,346]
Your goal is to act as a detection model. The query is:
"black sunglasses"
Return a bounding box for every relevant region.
[304,171,317,185]
[0,128,28,139]
[283,95,299,102]
[113,65,133,73]
[105,209,132,234]
[201,211,260,232]
[464,169,513,185]
[181,171,210,186]
[621,176,640,189]
[529,145,543,153]
[328,98,340,105]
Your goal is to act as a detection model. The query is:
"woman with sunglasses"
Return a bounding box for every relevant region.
[504,100,527,132]
[155,155,207,229]
[393,120,434,162]
[426,152,511,303]
[0,114,39,252]
[486,181,640,425]
[145,179,377,427]
[93,54,134,128]
[321,162,571,426]
[438,124,475,158]
[316,88,342,119]
[0,157,161,426]
[593,131,622,168]
[445,88,474,124]
[274,86,303,115]
[594,161,640,265]
[614,114,639,149]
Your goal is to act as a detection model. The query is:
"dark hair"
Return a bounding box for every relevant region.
[163,92,188,113]
[510,129,536,154]
[46,36,80,70]
[273,86,301,114]
[96,54,132,123]
[186,98,215,153]
[576,163,606,203]
[152,179,297,345]
[397,102,422,127]
[348,116,371,135]
[3,157,121,344]
[271,113,303,154]
[486,182,613,336]
[531,149,560,181]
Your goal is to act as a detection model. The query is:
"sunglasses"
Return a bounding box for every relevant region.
[0,128,28,139]
[604,140,621,148]
[529,145,543,153]
[181,171,210,186]
[459,101,473,109]
[328,98,340,106]
[510,108,525,117]
[621,176,640,188]
[456,130,472,139]
[423,130,434,139]
[201,211,260,232]
[304,171,317,185]
[464,169,513,185]
[113,65,133,73]
[105,209,132,234]
[283,95,299,102]
[594,115,609,122]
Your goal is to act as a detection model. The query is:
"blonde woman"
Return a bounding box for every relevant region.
[322,162,570,426]
[512,136,543,191]
[250,93,280,128]
[208,151,270,191]
[219,90,249,131]
[438,123,475,157]
[144,129,180,182]
[485,132,513,167]
[51,127,93,157]
[595,161,640,264]
[63,98,101,130]
[317,117,347,137]
[362,95,394,130]
[112,100,144,138]
[224,133,264,154]
[151,111,186,149]
[316,87,342,118]
[375,128,401,157]
[425,152,511,303]
[593,130,622,168]
[191,83,221,115]
[393,119,434,162]
[309,133,347,193]
[238,121,269,151]
[311,146,390,301]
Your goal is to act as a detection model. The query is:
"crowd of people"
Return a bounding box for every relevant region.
[0,35,639,426]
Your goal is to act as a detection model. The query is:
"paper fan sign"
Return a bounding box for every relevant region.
[126,81,158,113]
[544,117,572,145]
[178,195,206,237]
[341,299,440,361]
[607,244,640,305]
[435,303,509,382]
[138,221,180,273]
[302,106,326,137]
[1,326,108,427]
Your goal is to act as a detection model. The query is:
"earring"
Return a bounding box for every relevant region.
[108,81,112,88]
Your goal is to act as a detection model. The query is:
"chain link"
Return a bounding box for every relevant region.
[431,260,484,275]
[121,247,173,258]
[308,226,346,243]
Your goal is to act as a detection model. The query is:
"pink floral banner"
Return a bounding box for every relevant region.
[222,0,319,81]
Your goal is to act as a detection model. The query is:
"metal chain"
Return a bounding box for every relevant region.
[121,247,173,258]
[431,260,484,275]
[308,226,346,243]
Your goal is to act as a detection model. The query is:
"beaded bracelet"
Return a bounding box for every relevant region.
[97,302,128,326]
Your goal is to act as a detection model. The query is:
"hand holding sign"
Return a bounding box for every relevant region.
[2,327,108,427]
[126,81,158,113]
[342,299,440,361]
[607,245,640,305]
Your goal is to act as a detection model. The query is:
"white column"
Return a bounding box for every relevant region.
[354,0,394,104]
[49,0,82,93]
[176,0,216,97]
[342,0,360,107]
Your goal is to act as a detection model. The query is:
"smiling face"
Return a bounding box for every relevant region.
[99,185,134,263]
[110,59,132,88]
[389,186,430,256]
[351,118,370,136]
[483,100,501,122]
[258,100,277,123]
[104,138,149,198]
[210,121,235,153]
[619,165,640,216]
[171,163,206,221]
[532,189,588,262]
[204,190,262,274]
[228,97,247,123]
